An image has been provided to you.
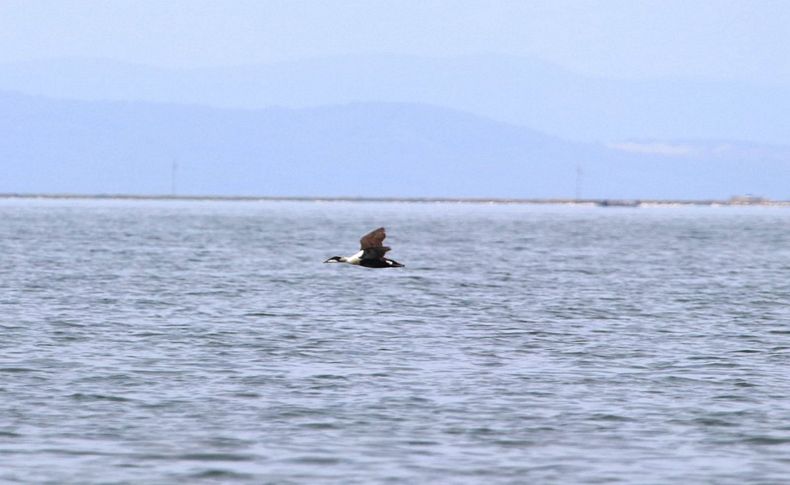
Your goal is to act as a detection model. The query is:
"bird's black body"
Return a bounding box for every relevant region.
[359,257,404,268]
[324,227,405,268]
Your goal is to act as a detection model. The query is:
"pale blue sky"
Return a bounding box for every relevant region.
[1,0,788,84]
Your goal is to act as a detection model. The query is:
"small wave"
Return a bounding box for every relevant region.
[189,469,255,479]
[69,393,134,402]
[743,436,790,445]
[589,413,636,422]
[177,452,256,462]
[288,456,342,465]
[0,367,36,373]
[299,422,339,430]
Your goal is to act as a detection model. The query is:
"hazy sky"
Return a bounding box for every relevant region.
[1,0,788,84]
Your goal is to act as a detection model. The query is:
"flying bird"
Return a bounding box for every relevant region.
[324,227,405,268]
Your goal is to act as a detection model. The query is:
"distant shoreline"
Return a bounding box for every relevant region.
[2,193,789,207]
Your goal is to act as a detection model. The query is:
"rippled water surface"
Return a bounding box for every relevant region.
[1,199,789,483]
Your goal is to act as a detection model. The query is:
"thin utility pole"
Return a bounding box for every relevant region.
[171,160,178,196]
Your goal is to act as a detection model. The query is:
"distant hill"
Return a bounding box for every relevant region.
[0,55,788,144]
[1,91,788,199]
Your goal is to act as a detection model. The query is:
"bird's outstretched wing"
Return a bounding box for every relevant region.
[362,246,391,260]
[360,227,386,249]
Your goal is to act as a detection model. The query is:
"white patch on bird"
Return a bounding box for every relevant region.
[345,250,364,265]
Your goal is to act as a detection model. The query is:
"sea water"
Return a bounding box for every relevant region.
[1,199,789,483]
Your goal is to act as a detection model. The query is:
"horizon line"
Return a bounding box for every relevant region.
[2,193,788,207]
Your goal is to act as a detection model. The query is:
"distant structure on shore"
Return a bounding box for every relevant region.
[728,195,768,205]
[596,195,786,208]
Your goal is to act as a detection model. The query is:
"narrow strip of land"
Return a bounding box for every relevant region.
[1,193,788,207]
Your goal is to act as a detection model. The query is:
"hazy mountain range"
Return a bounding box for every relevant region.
[2,89,788,199]
[1,55,788,144]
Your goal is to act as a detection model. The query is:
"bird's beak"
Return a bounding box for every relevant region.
[323,258,333,263]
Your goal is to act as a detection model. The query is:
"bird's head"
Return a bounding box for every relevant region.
[323,256,345,263]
